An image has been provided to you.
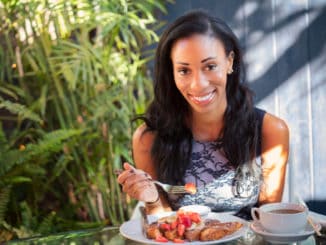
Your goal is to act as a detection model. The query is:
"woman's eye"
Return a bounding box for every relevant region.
[177,68,189,75]
[205,64,217,71]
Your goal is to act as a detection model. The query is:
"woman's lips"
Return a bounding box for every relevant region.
[190,91,215,105]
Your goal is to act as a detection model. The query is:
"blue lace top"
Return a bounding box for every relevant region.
[166,108,266,215]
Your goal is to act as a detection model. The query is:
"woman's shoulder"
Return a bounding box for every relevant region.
[132,123,156,154]
[259,110,289,144]
[263,112,288,134]
[253,107,288,133]
[133,123,155,141]
[132,123,157,175]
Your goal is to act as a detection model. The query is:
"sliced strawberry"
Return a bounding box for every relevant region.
[170,220,178,229]
[177,223,185,237]
[159,223,171,231]
[189,212,201,223]
[173,238,185,243]
[181,215,192,228]
[184,183,196,194]
[177,214,184,224]
[155,235,168,242]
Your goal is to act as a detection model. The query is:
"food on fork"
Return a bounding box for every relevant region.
[145,209,243,243]
[184,183,197,194]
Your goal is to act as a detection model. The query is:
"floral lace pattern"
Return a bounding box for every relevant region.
[167,140,261,212]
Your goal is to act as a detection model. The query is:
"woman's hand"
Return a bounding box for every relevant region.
[117,162,159,203]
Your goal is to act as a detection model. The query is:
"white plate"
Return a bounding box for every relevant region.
[120,212,248,245]
[250,221,321,244]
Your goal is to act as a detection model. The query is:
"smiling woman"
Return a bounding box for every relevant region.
[117,9,289,218]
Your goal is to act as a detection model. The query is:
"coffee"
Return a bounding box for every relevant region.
[251,202,308,233]
[269,209,302,214]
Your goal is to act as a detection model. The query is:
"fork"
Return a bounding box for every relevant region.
[115,168,190,194]
[153,180,189,194]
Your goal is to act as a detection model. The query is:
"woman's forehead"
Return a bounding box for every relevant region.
[170,34,227,61]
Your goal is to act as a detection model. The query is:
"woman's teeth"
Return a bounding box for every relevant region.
[193,92,214,102]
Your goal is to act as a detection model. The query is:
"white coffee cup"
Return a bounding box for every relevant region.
[251,202,308,234]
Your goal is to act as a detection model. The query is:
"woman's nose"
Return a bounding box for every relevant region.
[190,71,208,90]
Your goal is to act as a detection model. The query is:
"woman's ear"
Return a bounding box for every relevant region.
[227,51,235,74]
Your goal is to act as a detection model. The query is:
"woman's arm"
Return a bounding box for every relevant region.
[132,123,172,213]
[259,113,290,204]
[132,123,157,178]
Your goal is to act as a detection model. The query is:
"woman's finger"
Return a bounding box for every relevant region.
[126,179,158,202]
[117,169,133,184]
[121,171,149,189]
[123,162,153,180]
[117,166,149,184]
[122,178,146,194]
[123,162,136,171]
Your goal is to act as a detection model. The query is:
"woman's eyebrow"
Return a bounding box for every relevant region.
[201,57,217,63]
[175,62,189,65]
[175,56,217,65]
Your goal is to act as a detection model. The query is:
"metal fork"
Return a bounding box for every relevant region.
[153,180,189,194]
[115,168,189,194]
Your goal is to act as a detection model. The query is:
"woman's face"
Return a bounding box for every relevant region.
[170,34,234,115]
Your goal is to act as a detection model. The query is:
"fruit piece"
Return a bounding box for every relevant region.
[159,223,171,231]
[180,215,192,228]
[184,183,196,194]
[189,212,201,223]
[155,235,168,242]
[173,238,185,243]
[177,223,185,237]
[170,220,178,229]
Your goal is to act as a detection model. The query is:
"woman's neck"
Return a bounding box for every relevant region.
[190,108,225,142]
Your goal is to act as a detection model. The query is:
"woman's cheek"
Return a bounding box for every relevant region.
[175,78,188,91]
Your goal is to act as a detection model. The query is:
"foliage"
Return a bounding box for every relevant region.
[0,0,169,241]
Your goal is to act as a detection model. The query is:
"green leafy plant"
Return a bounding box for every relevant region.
[0,0,170,241]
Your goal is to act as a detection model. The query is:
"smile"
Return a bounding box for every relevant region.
[190,91,215,104]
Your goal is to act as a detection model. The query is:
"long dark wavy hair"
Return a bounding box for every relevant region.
[137,10,261,196]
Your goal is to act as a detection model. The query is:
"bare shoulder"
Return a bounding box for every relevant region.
[132,123,155,149]
[259,112,290,203]
[261,112,290,165]
[132,123,157,177]
[262,112,289,138]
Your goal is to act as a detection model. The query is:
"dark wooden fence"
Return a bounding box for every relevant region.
[157,0,326,211]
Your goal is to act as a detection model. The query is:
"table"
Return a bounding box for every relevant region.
[6,225,319,245]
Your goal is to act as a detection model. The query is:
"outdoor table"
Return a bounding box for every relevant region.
[6,224,320,245]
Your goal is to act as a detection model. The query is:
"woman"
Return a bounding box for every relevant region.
[117,10,289,217]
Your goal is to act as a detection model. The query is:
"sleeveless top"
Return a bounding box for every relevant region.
[166,108,266,217]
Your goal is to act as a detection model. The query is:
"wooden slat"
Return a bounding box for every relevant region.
[309,0,326,200]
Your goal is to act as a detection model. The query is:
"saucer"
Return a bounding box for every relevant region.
[250,221,321,244]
